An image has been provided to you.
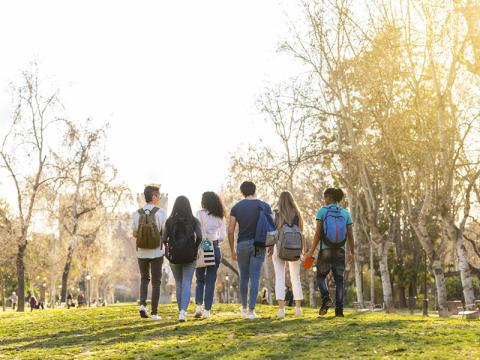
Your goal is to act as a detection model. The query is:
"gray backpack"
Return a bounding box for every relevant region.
[277,223,303,261]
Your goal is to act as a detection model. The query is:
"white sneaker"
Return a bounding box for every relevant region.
[139,305,148,318]
[246,311,258,320]
[295,307,302,317]
[178,310,187,322]
[202,310,211,319]
[278,308,286,318]
[194,305,203,318]
[240,307,248,317]
[151,314,161,321]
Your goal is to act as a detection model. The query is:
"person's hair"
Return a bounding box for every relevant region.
[169,195,195,224]
[201,191,226,218]
[240,181,256,197]
[324,188,345,202]
[275,191,304,231]
[144,185,160,203]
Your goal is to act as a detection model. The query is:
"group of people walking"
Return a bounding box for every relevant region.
[132,181,354,322]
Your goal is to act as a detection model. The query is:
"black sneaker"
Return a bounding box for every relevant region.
[335,309,344,317]
[319,298,332,316]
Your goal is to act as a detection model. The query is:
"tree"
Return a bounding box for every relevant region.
[0,66,62,311]
[56,120,127,302]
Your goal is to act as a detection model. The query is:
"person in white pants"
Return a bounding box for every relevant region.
[269,191,306,318]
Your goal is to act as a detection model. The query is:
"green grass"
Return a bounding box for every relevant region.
[1,304,479,359]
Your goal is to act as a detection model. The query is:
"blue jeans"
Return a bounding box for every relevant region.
[195,245,221,310]
[316,248,345,310]
[236,239,266,310]
[170,261,196,311]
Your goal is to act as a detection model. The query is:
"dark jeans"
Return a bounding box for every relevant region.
[316,248,345,310]
[138,257,163,315]
[195,245,221,310]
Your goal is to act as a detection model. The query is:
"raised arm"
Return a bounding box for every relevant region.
[228,216,237,261]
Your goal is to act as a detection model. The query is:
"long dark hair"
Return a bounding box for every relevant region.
[201,191,226,219]
[168,196,195,225]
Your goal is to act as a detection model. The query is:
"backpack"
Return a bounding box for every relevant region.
[165,217,197,264]
[277,223,303,261]
[135,207,161,249]
[254,202,276,248]
[322,206,347,248]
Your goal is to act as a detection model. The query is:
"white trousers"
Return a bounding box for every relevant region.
[272,245,303,301]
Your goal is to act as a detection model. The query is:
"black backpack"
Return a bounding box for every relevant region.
[165,217,197,264]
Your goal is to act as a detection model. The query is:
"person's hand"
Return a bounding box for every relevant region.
[267,246,273,259]
[305,249,313,260]
[231,250,237,261]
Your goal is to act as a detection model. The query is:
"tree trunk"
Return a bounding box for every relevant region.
[353,217,364,306]
[16,243,26,312]
[432,259,448,316]
[1,275,5,312]
[308,273,316,308]
[354,258,364,306]
[370,242,375,305]
[378,247,394,312]
[455,238,476,309]
[48,234,57,308]
[61,245,75,303]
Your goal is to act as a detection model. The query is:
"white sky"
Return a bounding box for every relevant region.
[0,0,304,213]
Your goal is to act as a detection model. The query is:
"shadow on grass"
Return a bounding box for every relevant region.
[2,307,478,359]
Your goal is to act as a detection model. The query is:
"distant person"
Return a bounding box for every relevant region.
[11,292,17,310]
[38,298,45,310]
[261,287,269,305]
[132,185,167,321]
[285,287,294,307]
[269,191,305,318]
[29,294,38,312]
[77,292,86,307]
[162,196,202,322]
[194,192,226,319]
[305,188,355,318]
[67,293,74,309]
[228,181,272,319]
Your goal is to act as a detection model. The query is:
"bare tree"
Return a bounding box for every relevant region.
[0,67,62,311]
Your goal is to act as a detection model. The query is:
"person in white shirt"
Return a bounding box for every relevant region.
[194,192,226,319]
[132,185,166,321]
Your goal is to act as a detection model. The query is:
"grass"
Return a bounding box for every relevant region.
[0,304,479,359]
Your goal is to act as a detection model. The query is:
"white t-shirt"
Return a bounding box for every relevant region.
[196,209,226,242]
[132,204,166,259]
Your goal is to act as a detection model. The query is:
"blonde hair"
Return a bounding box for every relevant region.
[275,191,304,232]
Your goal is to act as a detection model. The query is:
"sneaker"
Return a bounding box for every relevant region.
[319,298,332,316]
[178,310,187,322]
[194,305,203,319]
[295,307,302,317]
[202,310,211,319]
[277,308,286,318]
[139,305,148,318]
[239,307,248,317]
[151,314,161,321]
[246,311,258,320]
[335,309,344,317]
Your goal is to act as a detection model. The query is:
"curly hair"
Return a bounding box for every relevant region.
[201,191,226,218]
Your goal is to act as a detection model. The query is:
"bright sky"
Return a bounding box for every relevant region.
[0,0,304,213]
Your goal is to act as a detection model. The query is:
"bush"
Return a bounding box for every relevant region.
[445,276,480,301]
